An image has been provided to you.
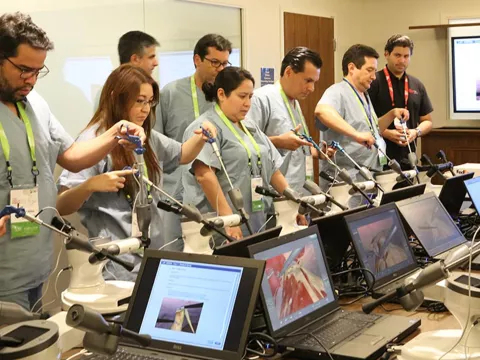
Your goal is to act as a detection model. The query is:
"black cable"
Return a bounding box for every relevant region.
[331,267,376,300]
[281,332,334,360]
[243,332,278,359]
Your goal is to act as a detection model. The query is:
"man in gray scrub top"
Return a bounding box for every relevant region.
[94,31,159,109]
[315,44,409,187]
[0,12,146,310]
[247,47,326,195]
[154,34,232,250]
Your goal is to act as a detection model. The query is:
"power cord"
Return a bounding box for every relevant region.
[243,332,278,359]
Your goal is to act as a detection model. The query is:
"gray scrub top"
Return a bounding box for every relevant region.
[154,76,212,199]
[316,80,384,181]
[182,106,283,236]
[246,84,312,194]
[0,90,74,296]
[58,127,181,281]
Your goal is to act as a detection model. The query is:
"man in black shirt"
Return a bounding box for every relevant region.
[369,35,433,170]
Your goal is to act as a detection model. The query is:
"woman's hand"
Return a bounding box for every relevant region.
[193,121,218,142]
[86,169,134,192]
[296,213,308,226]
[0,215,10,237]
[116,120,147,150]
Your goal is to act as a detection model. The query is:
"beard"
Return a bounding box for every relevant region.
[0,69,31,102]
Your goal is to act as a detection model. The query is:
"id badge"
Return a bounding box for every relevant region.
[10,186,40,238]
[376,135,388,166]
[251,177,264,212]
[305,155,314,181]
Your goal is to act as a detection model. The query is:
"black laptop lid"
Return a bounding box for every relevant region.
[464,176,480,213]
[248,226,337,338]
[123,250,265,360]
[344,203,418,289]
[438,172,474,219]
[310,205,368,270]
[380,183,426,205]
[396,192,467,257]
[213,226,282,258]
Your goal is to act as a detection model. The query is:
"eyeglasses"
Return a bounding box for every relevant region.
[4,57,49,79]
[203,57,231,69]
[135,99,158,108]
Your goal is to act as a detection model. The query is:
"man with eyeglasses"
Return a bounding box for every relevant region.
[154,33,232,251]
[369,35,433,170]
[0,12,146,311]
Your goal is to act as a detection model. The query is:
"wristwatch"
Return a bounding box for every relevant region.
[415,127,422,138]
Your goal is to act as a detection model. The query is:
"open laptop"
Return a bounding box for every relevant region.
[248,226,420,360]
[344,203,421,298]
[213,226,282,258]
[379,183,426,205]
[438,172,474,219]
[85,249,265,360]
[464,176,480,214]
[396,192,467,260]
[310,205,368,270]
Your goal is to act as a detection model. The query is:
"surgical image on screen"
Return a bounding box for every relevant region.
[156,298,204,333]
[356,217,408,274]
[265,243,328,321]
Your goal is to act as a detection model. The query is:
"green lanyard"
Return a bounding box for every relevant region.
[0,102,39,187]
[190,75,200,119]
[215,104,262,174]
[277,82,310,137]
[346,82,380,137]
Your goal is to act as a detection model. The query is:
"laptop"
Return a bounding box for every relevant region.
[85,249,265,360]
[213,226,282,258]
[248,226,420,360]
[379,183,426,205]
[438,172,474,219]
[396,192,467,260]
[344,203,421,298]
[464,176,480,214]
[310,205,368,270]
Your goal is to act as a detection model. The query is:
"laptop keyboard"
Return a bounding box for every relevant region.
[83,348,168,360]
[299,311,381,350]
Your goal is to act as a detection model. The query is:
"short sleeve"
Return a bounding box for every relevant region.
[419,84,434,117]
[247,94,270,133]
[316,86,345,130]
[150,130,182,174]
[48,110,74,155]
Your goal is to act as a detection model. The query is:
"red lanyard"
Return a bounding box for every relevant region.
[383,67,409,108]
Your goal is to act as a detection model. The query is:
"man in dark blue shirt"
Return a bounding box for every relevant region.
[369,35,433,170]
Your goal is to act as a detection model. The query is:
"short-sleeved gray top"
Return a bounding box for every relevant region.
[0,90,74,295]
[246,84,312,194]
[58,127,181,281]
[316,80,384,180]
[182,106,283,236]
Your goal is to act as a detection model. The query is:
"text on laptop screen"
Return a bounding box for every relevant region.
[252,233,336,332]
[347,208,415,281]
[398,195,466,256]
[139,260,242,351]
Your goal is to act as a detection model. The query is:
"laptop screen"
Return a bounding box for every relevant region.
[345,204,417,288]
[124,250,264,360]
[380,183,426,205]
[438,172,474,219]
[465,176,480,213]
[249,227,336,335]
[397,193,467,257]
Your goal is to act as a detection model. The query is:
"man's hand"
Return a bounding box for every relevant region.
[353,132,376,147]
[194,121,218,142]
[275,124,312,151]
[86,169,134,193]
[392,108,410,122]
[0,215,9,237]
[383,128,408,146]
[226,226,243,240]
[116,120,147,150]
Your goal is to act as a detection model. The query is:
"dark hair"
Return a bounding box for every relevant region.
[118,31,159,64]
[0,12,53,59]
[88,64,161,196]
[203,67,255,102]
[385,34,414,55]
[280,47,323,76]
[342,44,379,76]
[194,34,232,61]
